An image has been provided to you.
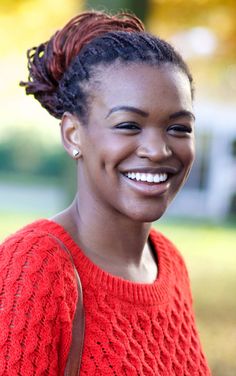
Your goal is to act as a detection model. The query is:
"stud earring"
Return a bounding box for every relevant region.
[72,149,80,158]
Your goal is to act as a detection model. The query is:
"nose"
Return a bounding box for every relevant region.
[136,130,172,161]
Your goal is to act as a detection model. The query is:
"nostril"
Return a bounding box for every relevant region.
[139,154,147,159]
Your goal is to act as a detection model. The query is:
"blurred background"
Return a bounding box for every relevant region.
[0,0,236,374]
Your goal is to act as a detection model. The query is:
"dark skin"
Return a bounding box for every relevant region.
[52,62,195,283]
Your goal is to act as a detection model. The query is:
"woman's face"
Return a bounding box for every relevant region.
[76,63,195,222]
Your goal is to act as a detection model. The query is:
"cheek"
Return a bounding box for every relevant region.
[176,138,195,168]
[186,139,195,167]
[176,140,195,189]
[98,137,137,171]
[82,142,129,180]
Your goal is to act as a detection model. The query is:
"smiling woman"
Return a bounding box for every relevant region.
[0,10,211,376]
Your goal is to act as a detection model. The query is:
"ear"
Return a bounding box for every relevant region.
[60,112,82,159]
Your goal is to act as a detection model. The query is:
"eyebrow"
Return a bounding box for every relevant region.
[169,110,195,121]
[105,106,149,118]
[105,106,195,121]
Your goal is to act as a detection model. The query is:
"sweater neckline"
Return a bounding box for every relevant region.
[35,219,173,305]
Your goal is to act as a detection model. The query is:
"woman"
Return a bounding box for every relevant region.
[0,11,211,375]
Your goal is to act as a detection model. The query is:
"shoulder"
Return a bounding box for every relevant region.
[150,227,193,301]
[0,220,77,310]
[0,221,47,274]
[1,220,69,263]
[150,227,187,267]
[0,221,76,372]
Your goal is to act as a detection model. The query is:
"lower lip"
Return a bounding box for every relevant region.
[121,174,171,196]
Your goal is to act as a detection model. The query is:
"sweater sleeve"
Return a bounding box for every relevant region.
[0,229,77,376]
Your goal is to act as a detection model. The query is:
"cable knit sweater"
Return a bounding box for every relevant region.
[0,220,211,375]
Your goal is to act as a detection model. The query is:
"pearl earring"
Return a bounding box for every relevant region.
[72,149,80,158]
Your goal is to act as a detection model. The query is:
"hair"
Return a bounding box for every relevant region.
[20,11,194,122]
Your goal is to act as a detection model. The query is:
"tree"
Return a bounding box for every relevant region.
[85,0,149,22]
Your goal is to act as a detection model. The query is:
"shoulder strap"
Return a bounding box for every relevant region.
[48,234,85,376]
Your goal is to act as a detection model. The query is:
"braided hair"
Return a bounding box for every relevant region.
[20,11,194,122]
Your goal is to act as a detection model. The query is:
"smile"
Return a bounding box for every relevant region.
[124,172,168,184]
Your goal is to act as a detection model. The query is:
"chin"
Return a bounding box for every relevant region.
[124,204,168,223]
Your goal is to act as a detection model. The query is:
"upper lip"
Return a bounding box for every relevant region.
[120,166,179,175]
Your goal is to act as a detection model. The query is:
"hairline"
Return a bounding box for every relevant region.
[72,59,193,125]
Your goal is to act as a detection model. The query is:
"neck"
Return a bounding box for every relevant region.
[70,194,152,267]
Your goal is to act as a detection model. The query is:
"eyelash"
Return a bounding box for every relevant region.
[115,122,140,130]
[168,124,192,133]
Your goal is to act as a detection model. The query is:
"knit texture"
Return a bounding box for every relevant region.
[0,220,211,375]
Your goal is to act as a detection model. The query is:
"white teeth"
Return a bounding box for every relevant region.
[147,174,154,183]
[154,174,160,183]
[125,172,168,183]
[140,173,146,182]
[162,174,168,181]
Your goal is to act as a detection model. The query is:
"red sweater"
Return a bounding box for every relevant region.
[0,220,211,375]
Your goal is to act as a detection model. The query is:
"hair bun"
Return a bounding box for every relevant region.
[20,11,145,106]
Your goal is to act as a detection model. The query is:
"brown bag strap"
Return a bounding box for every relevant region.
[48,234,85,376]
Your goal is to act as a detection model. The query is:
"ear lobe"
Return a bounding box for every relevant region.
[60,112,82,159]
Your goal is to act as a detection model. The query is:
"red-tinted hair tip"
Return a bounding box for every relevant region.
[20,11,145,95]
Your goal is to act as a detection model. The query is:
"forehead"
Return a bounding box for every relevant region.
[89,62,192,115]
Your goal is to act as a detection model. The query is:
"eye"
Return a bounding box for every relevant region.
[168,124,193,135]
[114,122,141,132]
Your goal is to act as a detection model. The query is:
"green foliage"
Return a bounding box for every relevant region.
[0,128,77,202]
[85,0,149,21]
[0,129,67,178]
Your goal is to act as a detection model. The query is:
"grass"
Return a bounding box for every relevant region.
[0,212,51,241]
[1,213,236,375]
